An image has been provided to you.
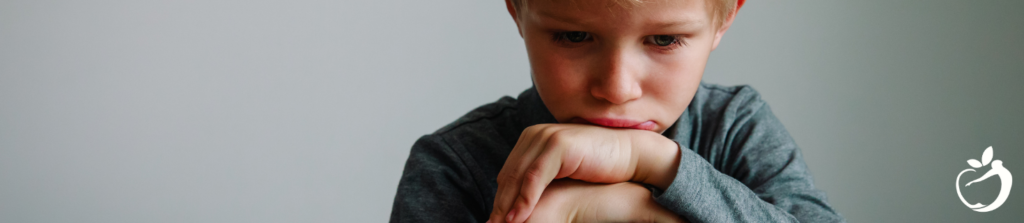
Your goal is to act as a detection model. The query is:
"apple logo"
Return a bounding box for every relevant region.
[956,146,1013,212]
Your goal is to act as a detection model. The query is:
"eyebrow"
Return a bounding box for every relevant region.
[644,20,707,33]
[534,9,706,30]
[650,20,704,29]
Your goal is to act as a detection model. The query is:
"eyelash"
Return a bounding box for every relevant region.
[644,35,686,52]
[552,31,592,45]
[551,32,686,51]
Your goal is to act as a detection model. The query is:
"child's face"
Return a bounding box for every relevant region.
[509,0,732,133]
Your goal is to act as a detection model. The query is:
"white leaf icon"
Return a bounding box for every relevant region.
[982,146,994,166]
[968,159,983,168]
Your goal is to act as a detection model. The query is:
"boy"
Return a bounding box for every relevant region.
[391,0,843,222]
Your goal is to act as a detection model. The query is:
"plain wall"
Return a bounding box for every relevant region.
[1,0,1021,222]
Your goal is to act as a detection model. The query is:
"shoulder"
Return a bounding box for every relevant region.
[434,96,519,137]
[690,82,769,121]
[395,97,521,222]
[682,83,792,160]
[408,94,522,181]
[415,94,521,146]
[427,95,522,154]
[683,83,801,178]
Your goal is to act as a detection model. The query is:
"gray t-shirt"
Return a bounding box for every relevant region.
[390,83,844,222]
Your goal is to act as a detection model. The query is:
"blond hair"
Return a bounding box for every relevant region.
[510,0,738,28]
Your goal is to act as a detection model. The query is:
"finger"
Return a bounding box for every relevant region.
[490,134,534,223]
[508,145,576,223]
[490,127,535,223]
[491,125,553,222]
[520,180,579,223]
[500,125,563,223]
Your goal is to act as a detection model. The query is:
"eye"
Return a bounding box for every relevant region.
[649,35,678,46]
[554,31,592,43]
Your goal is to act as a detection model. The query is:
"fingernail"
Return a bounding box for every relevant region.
[505,209,517,222]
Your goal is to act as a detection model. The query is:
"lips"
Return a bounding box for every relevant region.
[571,117,657,131]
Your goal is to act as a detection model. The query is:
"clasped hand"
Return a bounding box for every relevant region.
[488,124,683,223]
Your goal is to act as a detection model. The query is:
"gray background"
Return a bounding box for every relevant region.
[1,0,1021,222]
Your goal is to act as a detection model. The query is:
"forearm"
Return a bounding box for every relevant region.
[653,148,797,222]
[541,180,684,223]
[585,182,686,223]
[651,145,842,223]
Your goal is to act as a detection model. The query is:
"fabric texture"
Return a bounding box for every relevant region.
[389,83,844,222]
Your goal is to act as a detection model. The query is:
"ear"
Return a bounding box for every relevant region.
[506,0,524,37]
[711,0,743,50]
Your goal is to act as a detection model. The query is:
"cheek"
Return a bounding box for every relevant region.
[651,39,712,86]
[527,45,588,111]
[649,57,704,93]
[644,51,709,118]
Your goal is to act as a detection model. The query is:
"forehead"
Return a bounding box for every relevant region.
[522,0,711,30]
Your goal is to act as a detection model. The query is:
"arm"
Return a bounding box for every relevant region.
[526,179,685,223]
[489,106,841,223]
[489,124,679,223]
[390,135,487,222]
[650,106,843,222]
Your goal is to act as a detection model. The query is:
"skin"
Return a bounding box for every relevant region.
[521,179,684,223]
[491,0,738,222]
[493,124,685,223]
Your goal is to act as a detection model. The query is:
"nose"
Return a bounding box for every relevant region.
[590,48,642,105]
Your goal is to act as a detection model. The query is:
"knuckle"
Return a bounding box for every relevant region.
[523,167,545,186]
[543,125,561,136]
[496,171,508,183]
[517,191,535,207]
[497,171,519,184]
[521,168,549,198]
[547,129,568,145]
[524,124,547,135]
[522,125,537,134]
[498,170,522,184]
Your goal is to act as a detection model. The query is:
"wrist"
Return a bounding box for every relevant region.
[631,132,680,190]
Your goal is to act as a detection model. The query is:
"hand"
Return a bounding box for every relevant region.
[519,179,686,223]
[489,124,681,223]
